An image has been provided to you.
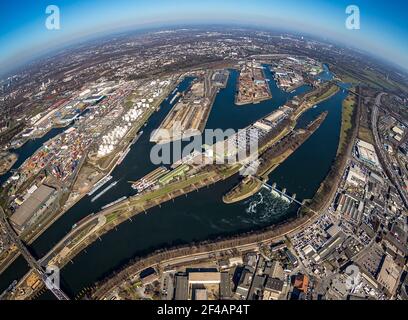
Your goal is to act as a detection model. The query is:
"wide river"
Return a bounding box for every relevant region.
[0,67,348,298]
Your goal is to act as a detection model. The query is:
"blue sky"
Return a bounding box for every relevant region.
[1,0,407,74]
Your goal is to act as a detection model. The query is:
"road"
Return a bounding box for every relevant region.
[371,93,408,208]
[0,206,70,300]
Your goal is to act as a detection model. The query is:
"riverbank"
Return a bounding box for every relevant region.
[221,82,339,206]
[223,175,263,204]
[337,92,356,155]
[301,87,361,214]
[5,165,242,300]
[90,197,318,300]
[0,152,17,176]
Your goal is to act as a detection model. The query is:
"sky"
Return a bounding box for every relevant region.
[0,0,407,74]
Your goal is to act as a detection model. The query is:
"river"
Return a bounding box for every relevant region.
[0,66,348,298]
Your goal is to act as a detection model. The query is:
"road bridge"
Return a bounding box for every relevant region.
[0,207,70,300]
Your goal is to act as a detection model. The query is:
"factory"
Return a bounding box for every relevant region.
[272,56,322,91]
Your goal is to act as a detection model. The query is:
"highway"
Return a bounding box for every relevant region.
[371,93,408,208]
[0,206,70,300]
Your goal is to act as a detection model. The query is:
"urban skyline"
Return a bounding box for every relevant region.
[1,0,408,76]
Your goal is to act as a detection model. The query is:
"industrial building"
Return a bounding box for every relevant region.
[376,254,402,296]
[263,278,284,300]
[356,139,380,167]
[10,184,56,233]
[173,271,224,300]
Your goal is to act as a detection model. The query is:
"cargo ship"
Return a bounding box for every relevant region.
[116,131,144,165]
[101,196,127,210]
[170,92,181,105]
[91,181,118,202]
[131,131,143,145]
[87,175,113,196]
[116,147,131,166]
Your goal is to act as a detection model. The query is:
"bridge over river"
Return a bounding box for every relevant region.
[0,207,70,300]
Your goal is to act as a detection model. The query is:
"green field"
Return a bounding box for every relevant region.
[337,94,355,155]
[358,126,375,145]
[312,84,339,105]
[131,171,213,205]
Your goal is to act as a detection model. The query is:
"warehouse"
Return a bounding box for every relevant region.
[10,184,56,233]
[356,140,380,167]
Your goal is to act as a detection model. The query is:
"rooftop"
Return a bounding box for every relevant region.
[10,184,56,229]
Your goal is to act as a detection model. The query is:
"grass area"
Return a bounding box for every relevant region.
[218,163,242,178]
[312,84,339,105]
[130,171,214,205]
[362,69,408,93]
[334,64,408,94]
[358,126,375,145]
[223,176,263,204]
[337,94,356,155]
[302,93,359,215]
[106,212,119,224]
